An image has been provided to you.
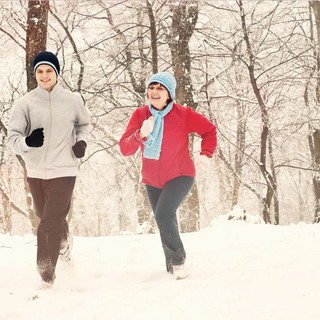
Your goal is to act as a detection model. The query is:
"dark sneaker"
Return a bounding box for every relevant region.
[59,236,73,262]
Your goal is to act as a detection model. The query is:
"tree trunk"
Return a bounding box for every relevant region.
[146,0,158,74]
[170,2,198,108]
[26,0,50,91]
[179,180,200,233]
[169,1,200,232]
[310,130,320,222]
[135,178,155,232]
[309,1,320,222]
[24,0,50,232]
[239,0,278,224]
[232,54,246,208]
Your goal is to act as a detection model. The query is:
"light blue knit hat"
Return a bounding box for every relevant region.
[147,72,176,99]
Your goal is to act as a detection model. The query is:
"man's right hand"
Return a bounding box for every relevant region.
[25,128,44,147]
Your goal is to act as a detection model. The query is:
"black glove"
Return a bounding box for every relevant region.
[72,140,87,158]
[25,128,44,147]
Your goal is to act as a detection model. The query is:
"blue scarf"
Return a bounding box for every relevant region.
[143,102,173,160]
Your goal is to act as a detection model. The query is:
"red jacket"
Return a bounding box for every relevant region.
[119,103,217,188]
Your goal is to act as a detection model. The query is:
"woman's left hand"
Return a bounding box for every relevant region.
[195,155,210,173]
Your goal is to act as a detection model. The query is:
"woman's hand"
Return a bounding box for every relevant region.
[140,116,154,138]
[196,155,210,173]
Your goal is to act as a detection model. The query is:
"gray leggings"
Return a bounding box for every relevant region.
[146,176,194,272]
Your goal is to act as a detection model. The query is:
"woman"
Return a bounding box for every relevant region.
[119,72,217,280]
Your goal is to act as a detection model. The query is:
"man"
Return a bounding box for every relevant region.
[7,51,90,288]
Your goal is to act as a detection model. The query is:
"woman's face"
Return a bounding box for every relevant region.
[147,83,170,110]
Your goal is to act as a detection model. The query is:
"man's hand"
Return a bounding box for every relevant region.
[72,140,87,158]
[25,128,44,148]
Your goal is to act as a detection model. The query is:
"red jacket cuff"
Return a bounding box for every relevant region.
[133,130,147,143]
[200,150,213,158]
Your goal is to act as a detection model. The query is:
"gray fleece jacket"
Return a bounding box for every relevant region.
[7,84,90,179]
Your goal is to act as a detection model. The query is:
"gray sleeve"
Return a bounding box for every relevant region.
[75,95,90,144]
[7,102,30,155]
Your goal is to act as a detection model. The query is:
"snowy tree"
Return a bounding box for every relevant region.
[307,1,320,223]
[2,0,320,235]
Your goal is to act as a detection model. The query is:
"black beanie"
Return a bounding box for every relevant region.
[33,51,60,76]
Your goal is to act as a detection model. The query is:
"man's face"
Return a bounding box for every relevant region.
[35,65,57,92]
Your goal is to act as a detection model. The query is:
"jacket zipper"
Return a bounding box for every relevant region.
[43,94,53,179]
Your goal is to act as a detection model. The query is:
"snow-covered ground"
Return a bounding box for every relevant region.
[1,217,320,320]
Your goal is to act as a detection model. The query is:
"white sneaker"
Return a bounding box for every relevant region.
[173,264,189,280]
[40,280,53,290]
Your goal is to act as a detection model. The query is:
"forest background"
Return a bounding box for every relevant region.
[1,0,320,237]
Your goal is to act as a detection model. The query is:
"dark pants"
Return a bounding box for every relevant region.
[146,176,194,272]
[28,177,76,283]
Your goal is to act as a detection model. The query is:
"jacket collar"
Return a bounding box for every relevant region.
[35,83,61,100]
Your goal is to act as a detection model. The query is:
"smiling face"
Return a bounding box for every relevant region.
[147,82,170,110]
[35,65,57,92]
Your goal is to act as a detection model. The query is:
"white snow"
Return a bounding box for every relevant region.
[1,220,320,320]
